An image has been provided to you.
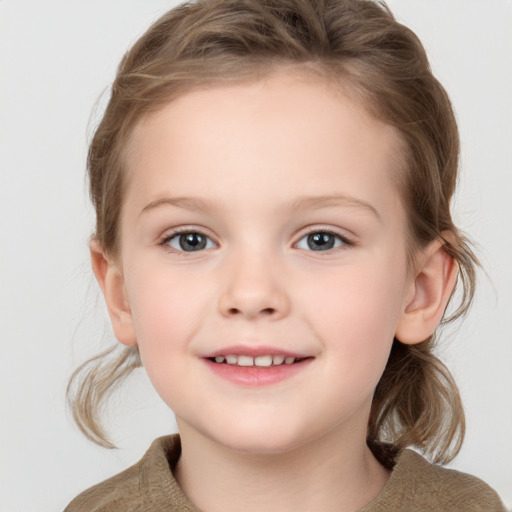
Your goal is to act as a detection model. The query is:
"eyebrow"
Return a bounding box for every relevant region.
[284,194,382,221]
[140,196,221,216]
[140,194,381,221]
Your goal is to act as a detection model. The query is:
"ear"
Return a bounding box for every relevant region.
[395,236,458,345]
[90,240,138,346]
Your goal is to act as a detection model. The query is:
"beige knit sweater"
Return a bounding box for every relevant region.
[65,435,506,511]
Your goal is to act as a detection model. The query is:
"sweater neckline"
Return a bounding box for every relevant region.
[140,435,422,511]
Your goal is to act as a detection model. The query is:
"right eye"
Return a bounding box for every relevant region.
[163,231,216,252]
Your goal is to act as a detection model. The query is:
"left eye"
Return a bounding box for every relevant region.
[165,232,216,252]
[295,231,346,251]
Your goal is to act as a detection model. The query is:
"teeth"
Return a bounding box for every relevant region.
[272,355,285,365]
[238,355,254,367]
[254,355,272,367]
[212,354,298,366]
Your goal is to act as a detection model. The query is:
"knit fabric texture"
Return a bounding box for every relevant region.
[65,435,506,511]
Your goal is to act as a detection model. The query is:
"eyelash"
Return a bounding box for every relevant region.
[296,228,355,252]
[159,227,355,254]
[159,228,217,254]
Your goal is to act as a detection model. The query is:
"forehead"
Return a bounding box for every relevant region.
[123,70,405,222]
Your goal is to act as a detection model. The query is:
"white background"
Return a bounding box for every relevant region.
[1,1,511,510]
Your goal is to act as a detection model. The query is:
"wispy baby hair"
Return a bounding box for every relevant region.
[68,0,478,462]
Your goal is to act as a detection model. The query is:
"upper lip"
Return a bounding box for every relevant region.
[201,345,312,359]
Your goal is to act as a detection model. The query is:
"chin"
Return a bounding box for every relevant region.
[211,421,315,456]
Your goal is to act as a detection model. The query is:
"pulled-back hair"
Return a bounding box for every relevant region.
[68,0,478,463]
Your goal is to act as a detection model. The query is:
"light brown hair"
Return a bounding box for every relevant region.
[68,0,478,463]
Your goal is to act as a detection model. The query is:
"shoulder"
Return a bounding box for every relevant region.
[64,461,142,512]
[362,449,506,512]
[64,435,198,512]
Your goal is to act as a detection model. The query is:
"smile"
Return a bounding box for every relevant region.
[209,355,304,367]
[203,349,314,386]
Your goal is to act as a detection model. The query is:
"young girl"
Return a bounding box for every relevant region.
[65,0,506,510]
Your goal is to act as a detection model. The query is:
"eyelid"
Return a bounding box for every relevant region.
[293,226,356,250]
[157,225,355,253]
[159,226,218,253]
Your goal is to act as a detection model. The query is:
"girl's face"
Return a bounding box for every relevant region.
[115,71,415,454]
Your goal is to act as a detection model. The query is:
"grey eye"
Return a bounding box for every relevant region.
[296,232,344,251]
[168,232,215,252]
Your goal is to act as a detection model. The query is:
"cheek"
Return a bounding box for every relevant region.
[305,260,406,374]
[125,269,208,370]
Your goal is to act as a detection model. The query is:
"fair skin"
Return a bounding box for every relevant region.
[92,70,457,512]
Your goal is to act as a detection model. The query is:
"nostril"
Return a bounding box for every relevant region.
[226,307,276,316]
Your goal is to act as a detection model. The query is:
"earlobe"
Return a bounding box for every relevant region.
[395,237,458,345]
[90,240,138,347]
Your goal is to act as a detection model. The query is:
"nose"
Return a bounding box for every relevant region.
[217,251,290,320]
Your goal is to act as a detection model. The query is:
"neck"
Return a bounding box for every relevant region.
[174,422,390,512]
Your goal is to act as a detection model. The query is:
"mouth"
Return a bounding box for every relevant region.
[207,354,309,367]
[202,348,314,386]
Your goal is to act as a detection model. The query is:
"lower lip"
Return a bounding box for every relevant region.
[203,358,313,386]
